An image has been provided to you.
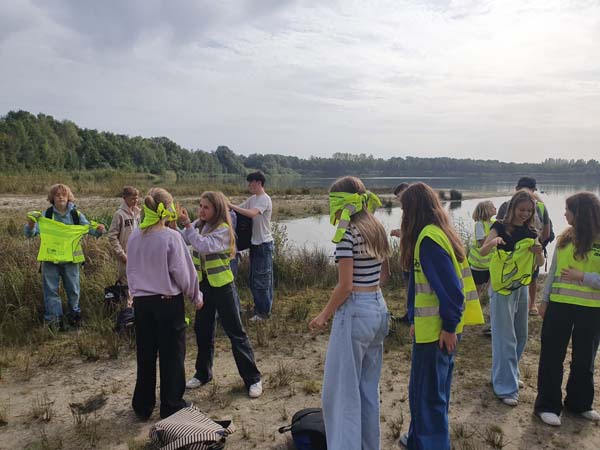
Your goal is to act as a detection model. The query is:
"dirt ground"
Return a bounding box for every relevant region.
[1,286,599,450]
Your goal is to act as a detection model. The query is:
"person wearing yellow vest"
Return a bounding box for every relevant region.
[24,183,105,329]
[534,192,600,426]
[468,200,496,301]
[397,183,483,450]
[179,191,262,399]
[309,176,390,450]
[480,190,544,407]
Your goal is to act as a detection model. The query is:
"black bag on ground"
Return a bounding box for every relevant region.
[104,282,128,307]
[278,408,327,450]
[234,211,253,251]
[115,307,135,333]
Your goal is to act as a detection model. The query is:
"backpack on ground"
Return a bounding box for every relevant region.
[234,211,253,251]
[115,307,135,333]
[104,282,128,308]
[278,408,327,450]
[149,404,235,450]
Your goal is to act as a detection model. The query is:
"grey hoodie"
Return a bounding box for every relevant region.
[108,200,141,258]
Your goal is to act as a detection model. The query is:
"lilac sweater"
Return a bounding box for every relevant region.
[126,227,202,305]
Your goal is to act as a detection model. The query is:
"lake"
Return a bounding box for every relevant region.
[278,178,600,272]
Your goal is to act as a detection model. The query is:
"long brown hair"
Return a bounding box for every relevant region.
[501,189,537,234]
[198,191,236,258]
[399,182,465,271]
[329,176,390,260]
[557,192,600,260]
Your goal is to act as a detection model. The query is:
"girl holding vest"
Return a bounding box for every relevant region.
[397,183,483,450]
[479,189,544,406]
[468,200,496,300]
[309,176,390,450]
[179,191,262,398]
[534,192,600,426]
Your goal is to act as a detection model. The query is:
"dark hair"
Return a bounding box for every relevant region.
[393,183,410,196]
[557,192,600,260]
[516,176,536,191]
[399,182,465,271]
[246,171,266,186]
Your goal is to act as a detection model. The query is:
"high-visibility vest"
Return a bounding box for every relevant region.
[28,212,92,263]
[550,242,600,308]
[414,225,483,344]
[489,238,536,295]
[468,220,493,270]
[191,223,234,288]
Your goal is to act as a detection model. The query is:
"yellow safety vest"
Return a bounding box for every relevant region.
[489,238,536,295]
[550,242,600,308]
[468,220,493,270]
[191,223,234,288]
[28,212,92,263]
[414,225,483,344]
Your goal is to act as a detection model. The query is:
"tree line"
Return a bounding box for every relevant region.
[1,110,599,177]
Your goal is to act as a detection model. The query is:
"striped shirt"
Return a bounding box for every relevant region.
[335,225,383,287]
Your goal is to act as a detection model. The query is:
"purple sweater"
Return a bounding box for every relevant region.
[126,227,202,305]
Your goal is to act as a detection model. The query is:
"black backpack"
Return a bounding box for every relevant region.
[235,211,253,251]
[45,206,80,224]
[278,408,327,450]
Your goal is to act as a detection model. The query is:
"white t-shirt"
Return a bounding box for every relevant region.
[241,193,273,245]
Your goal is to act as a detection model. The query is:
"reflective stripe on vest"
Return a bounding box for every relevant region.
[549,242,600,307]
[191,223,234,288]
[30,214,92,263]
[414,225,483,344]
[489,237,536,295]
[468,221,493,270]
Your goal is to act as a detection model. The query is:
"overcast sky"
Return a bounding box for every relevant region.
[1,0,599,162]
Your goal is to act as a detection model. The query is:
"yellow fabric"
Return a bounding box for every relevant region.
[191,223,234,287]
[550,242,600,308]
[140,202,177,229]
[329,191,382,243]
[489,238,536,295]
[413,225,483,344]
[468,220,493,270]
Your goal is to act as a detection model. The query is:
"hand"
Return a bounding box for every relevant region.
[195,299,204,310]
[493,237,505,247]
[439,330,458,353]
[178,207,190,224]
[561,266,584,283]
[96,224,106,233]
[530,244,543,255]
[390,229,401,238]
[120,254,127,264]
[27,219,35,228]
[309,311,330,332]
[409,324,415,337]
[538,302,548,318]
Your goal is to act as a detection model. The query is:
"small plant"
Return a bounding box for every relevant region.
[387,410,404,440]
[38,346,62,367]
[287,302,310,322]
[280,404,288,421]
[75,333,101,361]
[24,428,63,450]
[269,361,295,389]
[483,424,509,449]
[0,399,8,426]
[452,422,476,440]
[31,393,54,422]
[301,380,321,395]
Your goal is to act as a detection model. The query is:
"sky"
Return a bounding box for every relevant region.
[1,0,599,162]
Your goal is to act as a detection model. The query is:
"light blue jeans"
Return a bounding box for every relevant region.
[322,290,389,450]
[42,262,81,323]
[490,285,528,400]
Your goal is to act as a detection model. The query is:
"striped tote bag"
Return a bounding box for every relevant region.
[149,405,235,450]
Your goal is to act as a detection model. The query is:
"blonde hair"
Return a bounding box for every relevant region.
[198,191,236,259]
[142,187,173,232]
[329,176,390,260]
[47,184,75,204]
[472,200,495,222]
[122,186,139,198]
[501,190,537,235]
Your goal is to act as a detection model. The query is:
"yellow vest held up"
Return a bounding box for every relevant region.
[489,237,536,294]
[550,242,600,308]
[468,220,493,270]
[191,223,234,288]
[28,212,92,263]
[413,225,484,344]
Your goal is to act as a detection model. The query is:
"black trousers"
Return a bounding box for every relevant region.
[535,301,600,415]
[132,294,187,419]
[194,281,260,388]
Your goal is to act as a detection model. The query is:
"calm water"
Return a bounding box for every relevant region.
[279,179,600,272]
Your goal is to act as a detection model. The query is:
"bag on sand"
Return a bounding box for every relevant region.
[278,408,327,450]
[104,282,128,307]
[149,405,235,450]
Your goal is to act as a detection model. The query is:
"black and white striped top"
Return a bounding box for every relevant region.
[335,224,383,287]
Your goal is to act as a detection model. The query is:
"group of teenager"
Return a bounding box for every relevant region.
[25,173,600,450]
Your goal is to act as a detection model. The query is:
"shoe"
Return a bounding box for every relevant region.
[186,377,204,389]
[538,412,561,426]
[482,325,492,337]
[518,379,524,389]
[581,410,600,422]
[249,315,265,322]
[501,398,518,407]
[398,432,409,448]
[248,381,263,398]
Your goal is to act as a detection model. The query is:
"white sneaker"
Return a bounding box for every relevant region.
[249,315,264,322]
[501,398,518,407]
[186,377,203,389]
[248,381,263,398]
[518,379,524,389]
[539,412,561,426]
[581,410,600,422]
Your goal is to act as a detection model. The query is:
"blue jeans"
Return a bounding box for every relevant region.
[490,285,528,400]
[406,337,459,450]
[249,241,274,317]
[322,291,389,450]
[41,261,81,323]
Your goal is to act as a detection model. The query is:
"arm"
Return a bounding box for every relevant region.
[107,212,126,260]
[183,224,230,255]
[24,221,40,238]
[228,203,261,219]
[309,258,353,330]
[380,258,390,285]
[78,211,105,237]
[531,238,545,267]
[168,234,203,308]
[539,250,558,318]
[479,229,504,256]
